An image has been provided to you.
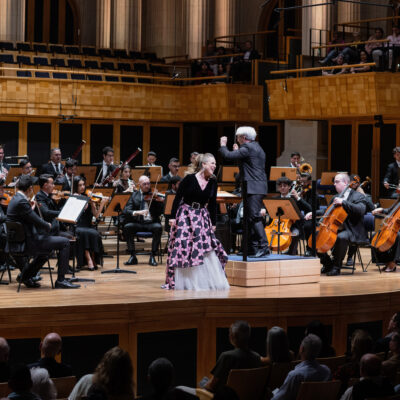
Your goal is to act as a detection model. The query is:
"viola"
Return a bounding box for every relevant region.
[86,190,110,203]
[264,218,292,251]
[143,191,165,202]
[308,176,359,253]
[0,191,12,206]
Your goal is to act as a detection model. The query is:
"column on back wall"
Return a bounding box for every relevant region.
[338,0,360,33]
[214,0,236,45]
[186,0,208,59]
[0,0,25,42]
[96,0,111,48]
[302,0,331,57]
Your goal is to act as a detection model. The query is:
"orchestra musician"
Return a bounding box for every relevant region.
[219,126,270,258]
[188,152,199,167]
[93,146,117,187]
[113,165,136,194]
[383,147,400,199]
[122,175,163,267]
[289,152,301,168]
[160,158,180,183]
[305,173,367,276]
[73,176,106,271]
[56,158,77,192]
[0,179,8,266]
[274,177,312,255]
[41,148,63,180]
[6,175,79,289]
[146,151,158,167]
[10,159,39,186]
[0,145,10,180]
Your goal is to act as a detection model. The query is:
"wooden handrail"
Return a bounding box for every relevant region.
[213,30,275,41]
[269,62,375,75]
[313,39,389,51]
[336,15,400,28]
[195,52,244,61]
[163,54,188,60]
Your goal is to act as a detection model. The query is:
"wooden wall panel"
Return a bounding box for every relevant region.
[0,80,263,123]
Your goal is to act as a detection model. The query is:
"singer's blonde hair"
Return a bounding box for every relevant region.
[186,153,215,175]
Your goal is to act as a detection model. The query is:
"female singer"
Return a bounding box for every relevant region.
[73,176,106,270]
[113,165,136,194]
[164,153,229,290]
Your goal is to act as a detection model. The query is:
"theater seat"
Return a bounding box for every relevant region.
[117,62,131,71]
[51,58,66,67]
[17,55,32,65]
[101,62,115,70]
[87,74,102,81]
[65,45,80,55]
[71,73,86,80]
[33,57,49,66]
[98,48,113,57]
[53,72,68,79]
[16,42,32,51]
[105,75,119,82]
[0,41,14,51]
[68,59,83,68]
[0,54,15,63]
[33,43,48,53]
[17,70,32,77]
[35,71,50,78]
[50,44,65,54]
[85,60,99,69]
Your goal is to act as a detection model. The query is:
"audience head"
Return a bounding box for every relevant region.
[72,176,86,194]
[229,320,251,349]
[102,146,114,164]
[138,175,151,193]
[40,333,62,358]
[244,40,253,50]
[359,50,368,62]
[148,357,174,395]
[360,353,382,378]
[39,174,55,193]
[375,27,384,39]
[350,329,373,361]
[168,158,180,176]
[19,159,33,175]
[30,367,57,400]
[9,364,33,393]
[0,337,10,363]
[213,386,240,400]
[388,312,400,333]
[147,151,157,165]
[334,173,350,194]
[50,148,62,164]
[393,25,400,36]
[235,126,256,143]
[65,158,78,176]
[168,175,182,192]
[16,175,34,193]
[299,334,321,361]
[266,326,292,363]
[336,54,345,65]
[389,333,400,355]
[93,346,134,397]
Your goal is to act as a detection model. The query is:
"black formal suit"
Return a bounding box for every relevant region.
[6,192,70,281]
[93,162,117,186]
[41,162,64,179]
[122,190,163,254]
[320,189,367,270]
[384,162,400,198]
[219,141,268,254]
[0,161,10,172]
[55,174,73,192]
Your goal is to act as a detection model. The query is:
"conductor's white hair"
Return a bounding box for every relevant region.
[235,126,257,141]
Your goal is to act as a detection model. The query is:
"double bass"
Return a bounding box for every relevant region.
[308,176,359,253]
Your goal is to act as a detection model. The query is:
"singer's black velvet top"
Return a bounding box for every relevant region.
[171,173,218,225]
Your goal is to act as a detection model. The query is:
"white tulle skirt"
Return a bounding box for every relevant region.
[174,251,230,291]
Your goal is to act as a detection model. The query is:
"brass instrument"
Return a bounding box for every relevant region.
[299,162,312,174]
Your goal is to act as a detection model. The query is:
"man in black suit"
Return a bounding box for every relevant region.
[41,148,63,180]
[160,158,180,183]
[10,159,39,186]
[305,173,367,276]
[0,146,10,181]
[289,151,301,168]
[122,175,163,266]
[219,126,269,257]
[93,146,117,187]
[383,147,400,198]
[55,158,77,192]
[6,175,79,288]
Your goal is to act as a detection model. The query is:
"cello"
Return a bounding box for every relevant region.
[308,176,359,253]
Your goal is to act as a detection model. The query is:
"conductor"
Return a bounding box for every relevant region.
[219,126,269,257]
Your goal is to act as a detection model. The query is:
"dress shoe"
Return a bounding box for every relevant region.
[254,248,271,258]
[304,250,314,257]
[345,258,354,266]
[17,275,41,288]
[32,274,42,282]
[124,255,138,265]
[149,255,158,266]
[236,251,255,257]
[327,268,341,276]
[320,265,332,274]
[55,279,81,289]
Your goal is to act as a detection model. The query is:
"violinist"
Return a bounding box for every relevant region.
[274,177,312,255]
[122,175,163,267]
[41,148,63,180]
[113,165,136,194]
[56,158,77,192]
[305,173,367,276]
[383,147,400,199]
[93,146,116,187]
[73,176,106,271]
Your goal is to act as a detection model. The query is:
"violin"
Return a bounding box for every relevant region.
[51,190,71,202]
[308,176,359,253]
[0,191,12,206]
[86,190,111,203]
[143,191,165,202]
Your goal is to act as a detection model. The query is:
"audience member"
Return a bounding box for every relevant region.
[161,158,180,183]
[273,334,331,400]
[382,333,400,384]
[319,31,345,65]
[375,312,400,353]
[28,332,72,378]
[322,54,348,75]
[350,50,371,73]
[261,326,294,365]
[340,353,394,400]
[0,337,10,383]
[69,346,134,400]
[365,27,385,68]
[30,367,57,400]
[305,320,336,358]
[204,320,262,393]
[387,25,400,70]
[8,364,40,400]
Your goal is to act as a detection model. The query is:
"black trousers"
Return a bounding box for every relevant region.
[19,235,70,281]
[247,194,268,253]
[123,222,162,254]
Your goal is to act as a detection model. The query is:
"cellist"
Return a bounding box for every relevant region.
[305,173,367,276]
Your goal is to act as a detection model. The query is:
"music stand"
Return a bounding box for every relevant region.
[218,166,239,182]
[164,194,176,216]
[76,166,97,186]
[131,168,146,182]
[320,172,342,185]
[5,167,21,186]
[269,167,297,181]
[177,166,188,178]
[101,194,135,274]
[263,198,301,254]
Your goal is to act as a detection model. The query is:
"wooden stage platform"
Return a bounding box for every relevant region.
[1,243,399,386]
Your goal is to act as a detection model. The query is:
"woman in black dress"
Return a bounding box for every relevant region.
[73,176,106,270]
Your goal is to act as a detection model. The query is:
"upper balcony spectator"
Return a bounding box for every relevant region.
[365,27,385,68]
[387,25,400,70]
[318,31,345,65]
[322,54,348,75]
[351,50,371,73]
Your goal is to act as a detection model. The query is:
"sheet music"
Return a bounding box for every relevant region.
[57,196,88,223]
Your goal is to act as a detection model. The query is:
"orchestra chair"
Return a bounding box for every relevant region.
[135,232,163,264]
[52,376,77,399]
[315,355,346,375]
[295,380,341,400]
[268,362,294,391]
[0,245,12,284]
[226,366,270,400]
[0,382,11,398]
[5,221,54,292]
[195,388,214,399]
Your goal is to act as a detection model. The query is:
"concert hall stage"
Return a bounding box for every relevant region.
[0,247,399,386]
